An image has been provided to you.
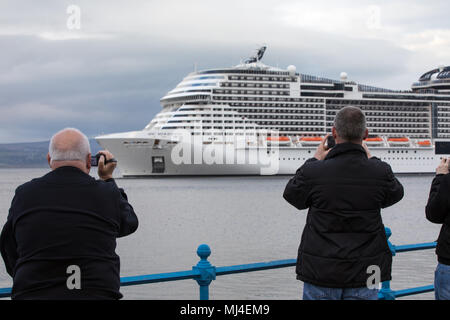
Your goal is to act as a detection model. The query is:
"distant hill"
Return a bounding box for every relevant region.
[0,139,102,168]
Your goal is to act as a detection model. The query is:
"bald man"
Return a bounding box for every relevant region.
[0,128,138,300]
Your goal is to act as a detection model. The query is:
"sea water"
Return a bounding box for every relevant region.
[0,168,441,299]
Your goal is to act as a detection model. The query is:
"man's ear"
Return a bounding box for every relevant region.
[332,127,337,139]
[86,153,92,171]
[363,128,369,140]
[47,153,52,169]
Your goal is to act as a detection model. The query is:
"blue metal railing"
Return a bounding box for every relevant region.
[0,227,437,300]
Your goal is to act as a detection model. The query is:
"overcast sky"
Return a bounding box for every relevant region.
[0,0,449,143]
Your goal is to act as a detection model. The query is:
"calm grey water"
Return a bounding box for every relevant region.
[0,168,442,300]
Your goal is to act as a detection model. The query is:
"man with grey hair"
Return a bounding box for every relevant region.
[283,106,404,300]
[48,127,91,166]
[0,128,138,300]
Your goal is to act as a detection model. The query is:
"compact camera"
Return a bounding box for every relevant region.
[91,153,117,167]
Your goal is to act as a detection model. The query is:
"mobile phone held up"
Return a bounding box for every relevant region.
[326,135,336,149]
[91,153,118,167]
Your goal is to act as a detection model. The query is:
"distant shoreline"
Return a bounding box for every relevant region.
[0,165,48,169]
[0,139,101,168]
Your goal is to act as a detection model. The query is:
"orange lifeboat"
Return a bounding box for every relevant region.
[364,136,384,146]
[266,136,291,146]
[300,136,323,142]
[267,136,291,142]
[365,137,383,142]
[387,137,410,146]
[387,137,409,142]
[417,140,431,147]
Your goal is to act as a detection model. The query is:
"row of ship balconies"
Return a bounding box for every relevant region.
[160,110,433,125]
[367,129,430,134]
[324,121,429,129]
[327,112,430,118]
[213,89,290,96]
[220,82,290,89]
[156,121,432,135]
[327,99,431,106]
[227,75,297,82]
[166,115,429,126]
[216,98,324,103]
[213,95,314,102]
[327,110,430,117]
[228,102,324,108]
[168,120,325,125]
[326,105,430,112]
[161,126,325,132]
[326,116,429,123]
[173,108,325,115]
[171,110,325,118]
[234,109,324,114]
[246,115,324,120]
[164,117,431,130]
[165,110,431,123]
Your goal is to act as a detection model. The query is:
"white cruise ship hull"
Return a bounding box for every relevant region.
[96,133,441,176]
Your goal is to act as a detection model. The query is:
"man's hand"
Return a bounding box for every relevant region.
[98,150,117,180]
[436,157,450,175]
[314,135,331,160]
[362,142,372,159]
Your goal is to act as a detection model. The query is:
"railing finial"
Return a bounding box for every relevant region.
[197,244,211,262]
[193,244,216,300]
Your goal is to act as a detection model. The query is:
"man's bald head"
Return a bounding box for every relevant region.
[48,128,91,172]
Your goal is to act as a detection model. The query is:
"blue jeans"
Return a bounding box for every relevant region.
[303,282,379,300]
[435,263,450,300]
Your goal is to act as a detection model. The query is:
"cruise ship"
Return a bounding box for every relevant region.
[96,46,450,176]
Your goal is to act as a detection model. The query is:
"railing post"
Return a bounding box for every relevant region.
[379,227,396,300]
[380,281,396,300]
[193,244,216,300]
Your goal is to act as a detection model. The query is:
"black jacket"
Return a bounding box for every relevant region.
[425,174,450,265]
[0,166,138,300]
[283,143,404,288]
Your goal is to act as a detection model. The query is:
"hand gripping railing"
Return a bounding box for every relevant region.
[0,227,437,300]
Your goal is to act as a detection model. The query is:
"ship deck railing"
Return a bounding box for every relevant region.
[0,227,437,300]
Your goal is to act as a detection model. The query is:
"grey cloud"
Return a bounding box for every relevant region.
[0,0,448,142]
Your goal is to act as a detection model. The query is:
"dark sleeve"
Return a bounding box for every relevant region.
[380,163,404,208]
[425,174,449,224]
[106,179,139,238]
[283,159,316,210]
[0,193,20,277]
